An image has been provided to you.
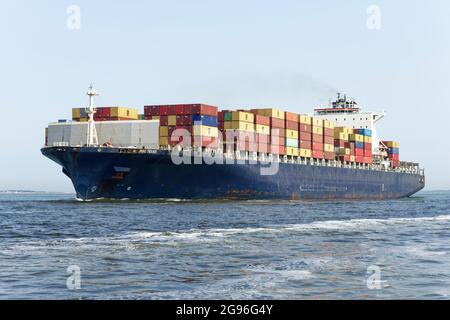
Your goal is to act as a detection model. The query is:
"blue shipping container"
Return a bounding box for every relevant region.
[192,115,218,127]
[388,147,399,154]
[355,129,372,137]
[355,141,364,149]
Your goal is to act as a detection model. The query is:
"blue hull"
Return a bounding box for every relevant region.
[42,147,425,201]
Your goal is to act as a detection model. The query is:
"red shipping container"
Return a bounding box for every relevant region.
[323,136,334,144]
[174,105,184,115]
[257,143,269,153]
[159,106,169,116]
[299,140,312,149]
[364,150,372,157]
[270,136,285,146]
[364,157,373,164]
[388,154,400,161]
[312,142,323,151]
[256,134,270,144]
[218,111,224,122]
[355,148,364,156]
[334,140,346,148]
[254,114,270,126]
[285,111,299,122]
[355,156,364,163]
[270,145,286,155]
[285,120,298,130]
[167,105,177,115]
[312,134,323,143]
[191,104,218,116]
[323,128,334,137]
[218,122,224,132]
[392,160,400,168]
[299,124,312,133]
[144,115,152,120]
[159,115,168,126]
[312,150,323,159]
[270,118,285,129]
[300,131,312,141]
[364,143,372,150]
[324,152,334,160]
[270,128,285,137]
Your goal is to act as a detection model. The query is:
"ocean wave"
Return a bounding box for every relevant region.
[2,214,450,255]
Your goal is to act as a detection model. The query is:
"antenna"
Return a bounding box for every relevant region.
[86,84,99,146]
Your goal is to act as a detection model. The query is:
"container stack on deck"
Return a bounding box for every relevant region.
[298,115,312,158]
[334,127,351,163]
[62,103,408,169]
[222,111,255,152]
[144,104,218,148]
[311,118,324,159]
[72,107,139,122]
[384,141,400,168]
[253,109,286,155]
[355,129,373,164]
[285,112,299,157]
[323,120,335,160]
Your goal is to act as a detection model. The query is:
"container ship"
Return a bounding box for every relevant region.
[42,86,425,200]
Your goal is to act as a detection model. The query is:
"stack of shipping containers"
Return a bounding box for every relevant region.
[323,120,335,160]
[355,129,373,164]
[285,112,299,157]
[223,111,255,152]
[298,115,312,158]
[144,104,218,148]
[334,127,351,163]
[384,141,400,167]
[72,107,139,122]
[253,109,285,155]
[311,118,324,159]
[65,104,410,168]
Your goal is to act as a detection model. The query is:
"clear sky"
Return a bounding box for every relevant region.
[1,0,449,192]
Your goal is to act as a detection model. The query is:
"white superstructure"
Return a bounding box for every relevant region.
[46,120,160,149]
[312,93,385,155]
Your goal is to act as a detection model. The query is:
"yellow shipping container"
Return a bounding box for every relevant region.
[285,129,299,139]
[160,126,169,137]
[72,108,81,119]
[231,111,254,123]
[334,127,353,135]
[286,147,299,157]
[350,155,355,162]
[193,125,218,137]
[255,124,269,134]
[168,115,177,126]
[224,121,255,132]
[159,136,169,146]
[299,114,312,124]
[384,141,400,148]
[324,144,334,152]
[364,136,372,144]
[152,116,160,120]
[312,118,323,127]
[110,107,139,119]
[256,108,285,120]
[349,134,364,142]
[323,120,335,129]
[312,126,323,135]
[334,132,349,140]
[299,148,312,158]
[79,118,88,122]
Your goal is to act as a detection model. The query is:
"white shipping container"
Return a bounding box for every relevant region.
[46,120,159,149]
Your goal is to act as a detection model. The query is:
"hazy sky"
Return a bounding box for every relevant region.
[1,0,449,192]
